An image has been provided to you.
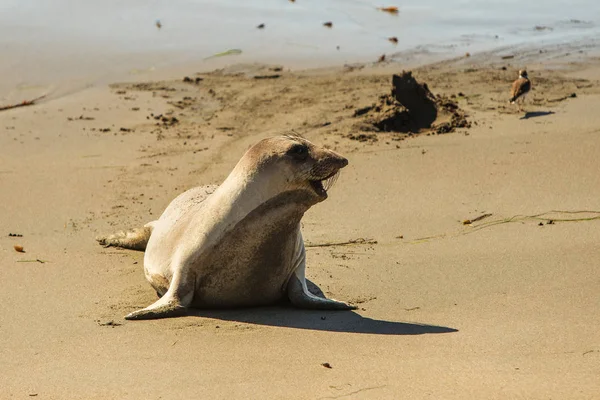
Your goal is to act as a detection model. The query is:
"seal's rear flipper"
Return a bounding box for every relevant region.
[96,222,155,251]
[125,304,188,320]
[125,269,194,320]
[287,273,357,311]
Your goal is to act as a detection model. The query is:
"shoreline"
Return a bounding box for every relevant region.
[2,4,599,104]
[4,35,600,110]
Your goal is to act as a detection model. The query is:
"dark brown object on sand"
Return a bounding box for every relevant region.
[0,95,46,112]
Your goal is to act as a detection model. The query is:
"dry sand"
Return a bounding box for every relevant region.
[1,48,600,399]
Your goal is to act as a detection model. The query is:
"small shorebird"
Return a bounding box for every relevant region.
[509,69,531,112]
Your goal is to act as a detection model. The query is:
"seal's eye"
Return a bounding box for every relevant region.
[287,144,309,161]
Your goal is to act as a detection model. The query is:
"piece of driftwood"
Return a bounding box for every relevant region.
[305,238,377,248]
[0,95,46,112]
[463,213,493,225]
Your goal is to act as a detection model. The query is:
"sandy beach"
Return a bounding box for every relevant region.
[2,27,600,400]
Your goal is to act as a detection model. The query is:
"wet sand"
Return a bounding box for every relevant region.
[1,45,600,398]
[2,0,600,105]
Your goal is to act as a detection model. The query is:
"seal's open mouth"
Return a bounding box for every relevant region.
[309,170,340,198]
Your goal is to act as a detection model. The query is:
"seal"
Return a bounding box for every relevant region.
[97,134,356,320]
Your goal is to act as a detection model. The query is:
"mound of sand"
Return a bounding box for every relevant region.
[353,71,471,137]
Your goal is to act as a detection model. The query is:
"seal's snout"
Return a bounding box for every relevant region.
[324,148,348,170]
[307,149,348,199]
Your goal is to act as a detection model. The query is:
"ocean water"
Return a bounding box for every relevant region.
[1,0,599,102]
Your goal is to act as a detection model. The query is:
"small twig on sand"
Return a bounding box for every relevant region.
[97,320,122,327]
[547,93,576,103]
[306,238,377,248]
[467,210,600,233]
[463,213,492,225]
[409,210,600,244]
[16,259,47,264]
[0,95,46,112]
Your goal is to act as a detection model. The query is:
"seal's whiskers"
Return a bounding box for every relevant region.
[323,171,340,192]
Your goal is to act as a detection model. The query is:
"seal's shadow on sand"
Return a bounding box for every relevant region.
[189,308,457,335]
[185,281,457,335]
[520,111,555,120]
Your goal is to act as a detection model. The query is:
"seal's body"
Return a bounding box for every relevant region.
[97,135,355,320]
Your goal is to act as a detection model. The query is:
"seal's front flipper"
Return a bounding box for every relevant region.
[287,273,357,310]
[287,258,357,310]
[96,222,155,251]
[286,232,356,310]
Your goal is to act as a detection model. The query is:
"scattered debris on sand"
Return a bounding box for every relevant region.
[346,132,378,142]
[105,61,594,149]
[183,76,203,84]
[149,113,179,127]
[253,74,281,80]
[67,115,95,121]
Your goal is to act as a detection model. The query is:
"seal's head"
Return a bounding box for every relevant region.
[241,134,348,203]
